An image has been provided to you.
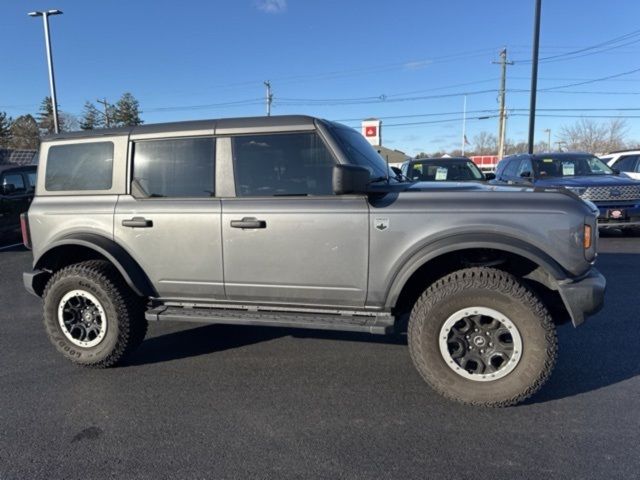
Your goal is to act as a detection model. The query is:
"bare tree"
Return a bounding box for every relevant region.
[557,118,628,154]
[472,131,497,155]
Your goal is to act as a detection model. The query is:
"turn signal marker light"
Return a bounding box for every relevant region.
[584,225,592,250]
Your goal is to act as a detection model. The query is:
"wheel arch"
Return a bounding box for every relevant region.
[386,234,571,322]
[33,233,156,298]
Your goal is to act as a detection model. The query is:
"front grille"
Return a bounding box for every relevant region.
[580,185,640,202]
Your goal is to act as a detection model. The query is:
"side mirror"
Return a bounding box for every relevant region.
[332,164,370,195]
[612,168,620,175]
[1,183,16,195]
[520,171,532,178]
[484,172,496,181]
[390,166,402,177]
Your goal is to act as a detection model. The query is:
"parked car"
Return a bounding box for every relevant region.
[23,116,605,407]
[494,152,640,232]
[600,149,640,180]
[401,157,494,182]
[1,164,37,240]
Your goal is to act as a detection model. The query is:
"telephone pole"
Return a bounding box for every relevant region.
[96,98,112,128]
[493,48,513,160]
[264,81,273,116]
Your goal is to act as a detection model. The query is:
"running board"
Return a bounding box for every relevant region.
[145,305,394,335]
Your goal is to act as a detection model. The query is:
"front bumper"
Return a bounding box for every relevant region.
[596,204,640,228]
[23,270,49,297]
[557,268,606,326]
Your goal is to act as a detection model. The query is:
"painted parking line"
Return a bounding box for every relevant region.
[0,243,23,251]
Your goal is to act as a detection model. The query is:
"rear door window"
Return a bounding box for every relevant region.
[46,142,114,191]
[132,137,215,198]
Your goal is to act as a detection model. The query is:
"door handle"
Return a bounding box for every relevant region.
[122,217,153,228]
[230,217,266,229]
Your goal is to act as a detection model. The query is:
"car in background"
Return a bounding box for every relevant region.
[600,150,640,180]
[494,152,640,232]
[400,157,495,182]
[1,165,37,240]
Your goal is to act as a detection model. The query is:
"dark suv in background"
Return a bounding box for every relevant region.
[494,152,640,232]
[401,157,494,182]
[1,164,37,241]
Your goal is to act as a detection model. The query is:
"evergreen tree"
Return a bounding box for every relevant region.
[112,92,143,127]
[36,96,66,134]
[9,115,40,149]
[80,101,104,130]
[0,111,12,148]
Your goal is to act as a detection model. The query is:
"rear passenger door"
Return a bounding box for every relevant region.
[220,132,369,307]
[613,155,640,179]
[114,135,224,301]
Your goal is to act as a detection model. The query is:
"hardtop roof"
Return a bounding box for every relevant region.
[41,115,320,142]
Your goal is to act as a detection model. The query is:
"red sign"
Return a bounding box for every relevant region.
[365,126,377,137]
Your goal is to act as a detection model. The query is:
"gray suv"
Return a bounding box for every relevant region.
[23,115,605,407]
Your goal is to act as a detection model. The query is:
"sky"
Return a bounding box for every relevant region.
[2,0,640,155]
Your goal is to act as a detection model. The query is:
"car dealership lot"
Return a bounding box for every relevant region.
[1,237,639,479]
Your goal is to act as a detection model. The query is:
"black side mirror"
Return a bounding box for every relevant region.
[612,168,620,175]
[520,171,532,178]
[390,166,402,177]
[484,172,496,181]
[1,183,16,195]
[332,164,370,195]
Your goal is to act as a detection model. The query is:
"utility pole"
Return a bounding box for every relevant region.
[493,48,513,160]
[28,9,63,134]
[544,128,551,151]
[528,0,543,153]
[96,98,112,128]
[264,81,273,116]
[461,95,467,155]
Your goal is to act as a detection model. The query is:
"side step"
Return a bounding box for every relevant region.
[145,305,394,335]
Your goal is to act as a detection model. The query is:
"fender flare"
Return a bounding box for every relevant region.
[34,233,157,297]
[384,232,568,309]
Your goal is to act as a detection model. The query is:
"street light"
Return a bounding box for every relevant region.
[28,9,63,134]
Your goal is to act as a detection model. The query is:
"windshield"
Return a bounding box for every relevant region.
[533,155,614,177]
[407,161,483,181]
[330,125,395,181]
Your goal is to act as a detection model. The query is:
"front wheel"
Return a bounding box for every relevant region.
[408,267,557,407]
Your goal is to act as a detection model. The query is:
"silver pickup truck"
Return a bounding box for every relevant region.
[22,115,605,406]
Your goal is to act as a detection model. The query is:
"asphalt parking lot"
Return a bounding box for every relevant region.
[1,235,639,480]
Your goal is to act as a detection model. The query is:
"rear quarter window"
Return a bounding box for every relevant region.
[45,142,114,191]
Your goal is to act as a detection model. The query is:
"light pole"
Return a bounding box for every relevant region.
[544,128,551,151]
[28,9,63,134]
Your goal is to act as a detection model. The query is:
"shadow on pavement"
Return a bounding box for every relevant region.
[116,251,640,402]
[126,322,405,367]
[529,252,640,403]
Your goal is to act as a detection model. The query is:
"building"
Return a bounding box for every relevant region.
[361,118,410,167]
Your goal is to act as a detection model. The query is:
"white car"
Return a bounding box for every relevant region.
[601,150,640,180]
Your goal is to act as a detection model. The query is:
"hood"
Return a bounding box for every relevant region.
[533,174,639,188]
[405,181,532,193]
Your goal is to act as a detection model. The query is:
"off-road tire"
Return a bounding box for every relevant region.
[43,260,147,367]
[408,267,557,407]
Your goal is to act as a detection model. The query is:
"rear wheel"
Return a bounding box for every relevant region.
[43,260,147,367]
[408,267,557,407]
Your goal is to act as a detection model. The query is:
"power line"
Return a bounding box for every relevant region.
[513,28,640,64]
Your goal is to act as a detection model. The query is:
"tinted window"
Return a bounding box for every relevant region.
[410,161,483,181]
[2,173,26,192]
[133,137,215,198]
[533,155,613,177]
[46,142,114,191]
[233,132,335,196]
[503,159,520,178]
[330,125,393,180]
[27,172,37,190]
[517,158,533,177]
[612,155,639,172]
